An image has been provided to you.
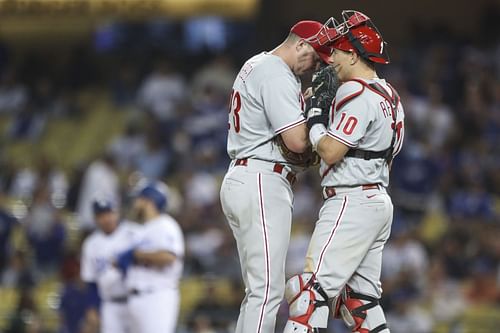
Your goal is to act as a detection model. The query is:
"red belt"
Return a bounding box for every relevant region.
[322,184,379,200]
[235,159,296,185]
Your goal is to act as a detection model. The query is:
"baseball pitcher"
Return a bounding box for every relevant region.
[219,20,333,333]
[284,11,405,333]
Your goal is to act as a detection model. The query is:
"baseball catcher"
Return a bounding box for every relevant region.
[284,10,405,333]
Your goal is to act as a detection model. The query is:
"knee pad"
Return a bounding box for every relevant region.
[284,274,329,331]
[331,286,388,333]
[285,273,314,304]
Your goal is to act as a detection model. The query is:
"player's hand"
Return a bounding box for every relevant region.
[304,87,313,100]
[306,96,329,130]
[115,248,136,275]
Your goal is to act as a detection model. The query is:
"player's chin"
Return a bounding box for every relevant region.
[333,66,344,81]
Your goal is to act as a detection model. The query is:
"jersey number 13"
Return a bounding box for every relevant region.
[228,89,241,133]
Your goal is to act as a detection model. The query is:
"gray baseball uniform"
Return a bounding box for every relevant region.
[220,51,306,333]
[305,78,405,329]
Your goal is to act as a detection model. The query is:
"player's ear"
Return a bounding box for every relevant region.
[296,38,307,51]
[350,51,359,65]
[295,39,302,51]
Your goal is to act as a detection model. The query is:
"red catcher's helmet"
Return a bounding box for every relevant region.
[307,10,390,64]
[290,20,334,63]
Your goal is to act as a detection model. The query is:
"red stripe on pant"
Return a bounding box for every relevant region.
[314,196,348,276]
[256,173,271,333]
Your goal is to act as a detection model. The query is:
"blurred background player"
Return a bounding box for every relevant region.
[80,198,140,333]
[115,182,184,333]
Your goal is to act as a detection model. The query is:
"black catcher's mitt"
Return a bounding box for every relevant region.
[306,65,341,129]
[311,64,340,110]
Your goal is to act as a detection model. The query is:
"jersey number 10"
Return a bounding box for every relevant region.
[229,89,242,133]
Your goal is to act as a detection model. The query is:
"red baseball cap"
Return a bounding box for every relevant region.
[290,20,333,63]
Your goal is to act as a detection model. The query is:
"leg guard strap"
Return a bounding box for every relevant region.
[370,323,388,333]
[335,287,388,333]
[347,291,380,320]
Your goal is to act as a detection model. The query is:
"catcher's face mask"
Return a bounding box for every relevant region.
[307,10,390,65]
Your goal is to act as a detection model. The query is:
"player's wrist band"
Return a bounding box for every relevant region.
[309,124,327,151]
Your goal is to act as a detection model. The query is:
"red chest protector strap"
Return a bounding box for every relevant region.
[344,78,399,163]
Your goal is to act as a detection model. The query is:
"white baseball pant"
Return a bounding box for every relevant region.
[127,289,179,333]
[100,301,129,333]
[306,185,393,331]
[220,159,294,333]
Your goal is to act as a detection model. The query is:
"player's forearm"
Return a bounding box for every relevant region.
[281,123,309,153]
[133,250,176,268]
[316,136,349,165]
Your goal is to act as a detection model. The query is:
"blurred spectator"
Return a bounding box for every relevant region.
[76,154,119,230]
[382,217,429,298]
[7,104,46,140]
[25,184,66,277]
[385,288,433,333]
[5,289,44,333]
[58,253,90,333]
[438,230,470,280]
[183,171,219,210]
[184,16,227,54]
[426,257,467,324]
[190,54,236,105]
[184,84,228,161]
[190,315,217,333]
[107,122,146,173]
[1,250,35,289]
[8,166,38,201]
[110,61,140,107]
[0,67,28,114]
[0,159,17,194]
[202,228,240,279]
[405,82,455,151]
[31,77,63,115]
[8,156,68,205]
[447,182,496,221]
[187,278,241,332]
[135,131,170,180]
[0,196,17,273]
[465,256,500,305]
[390,141,440,221]
[136,58,186,122]
[185,223,225,274]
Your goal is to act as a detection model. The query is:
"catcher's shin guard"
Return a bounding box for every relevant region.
[284,273,329,332]
[330,286,388,333]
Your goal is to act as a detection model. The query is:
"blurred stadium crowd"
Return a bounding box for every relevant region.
[0,9,499,333]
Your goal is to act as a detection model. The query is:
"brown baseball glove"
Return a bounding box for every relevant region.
[275,135,320,168]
